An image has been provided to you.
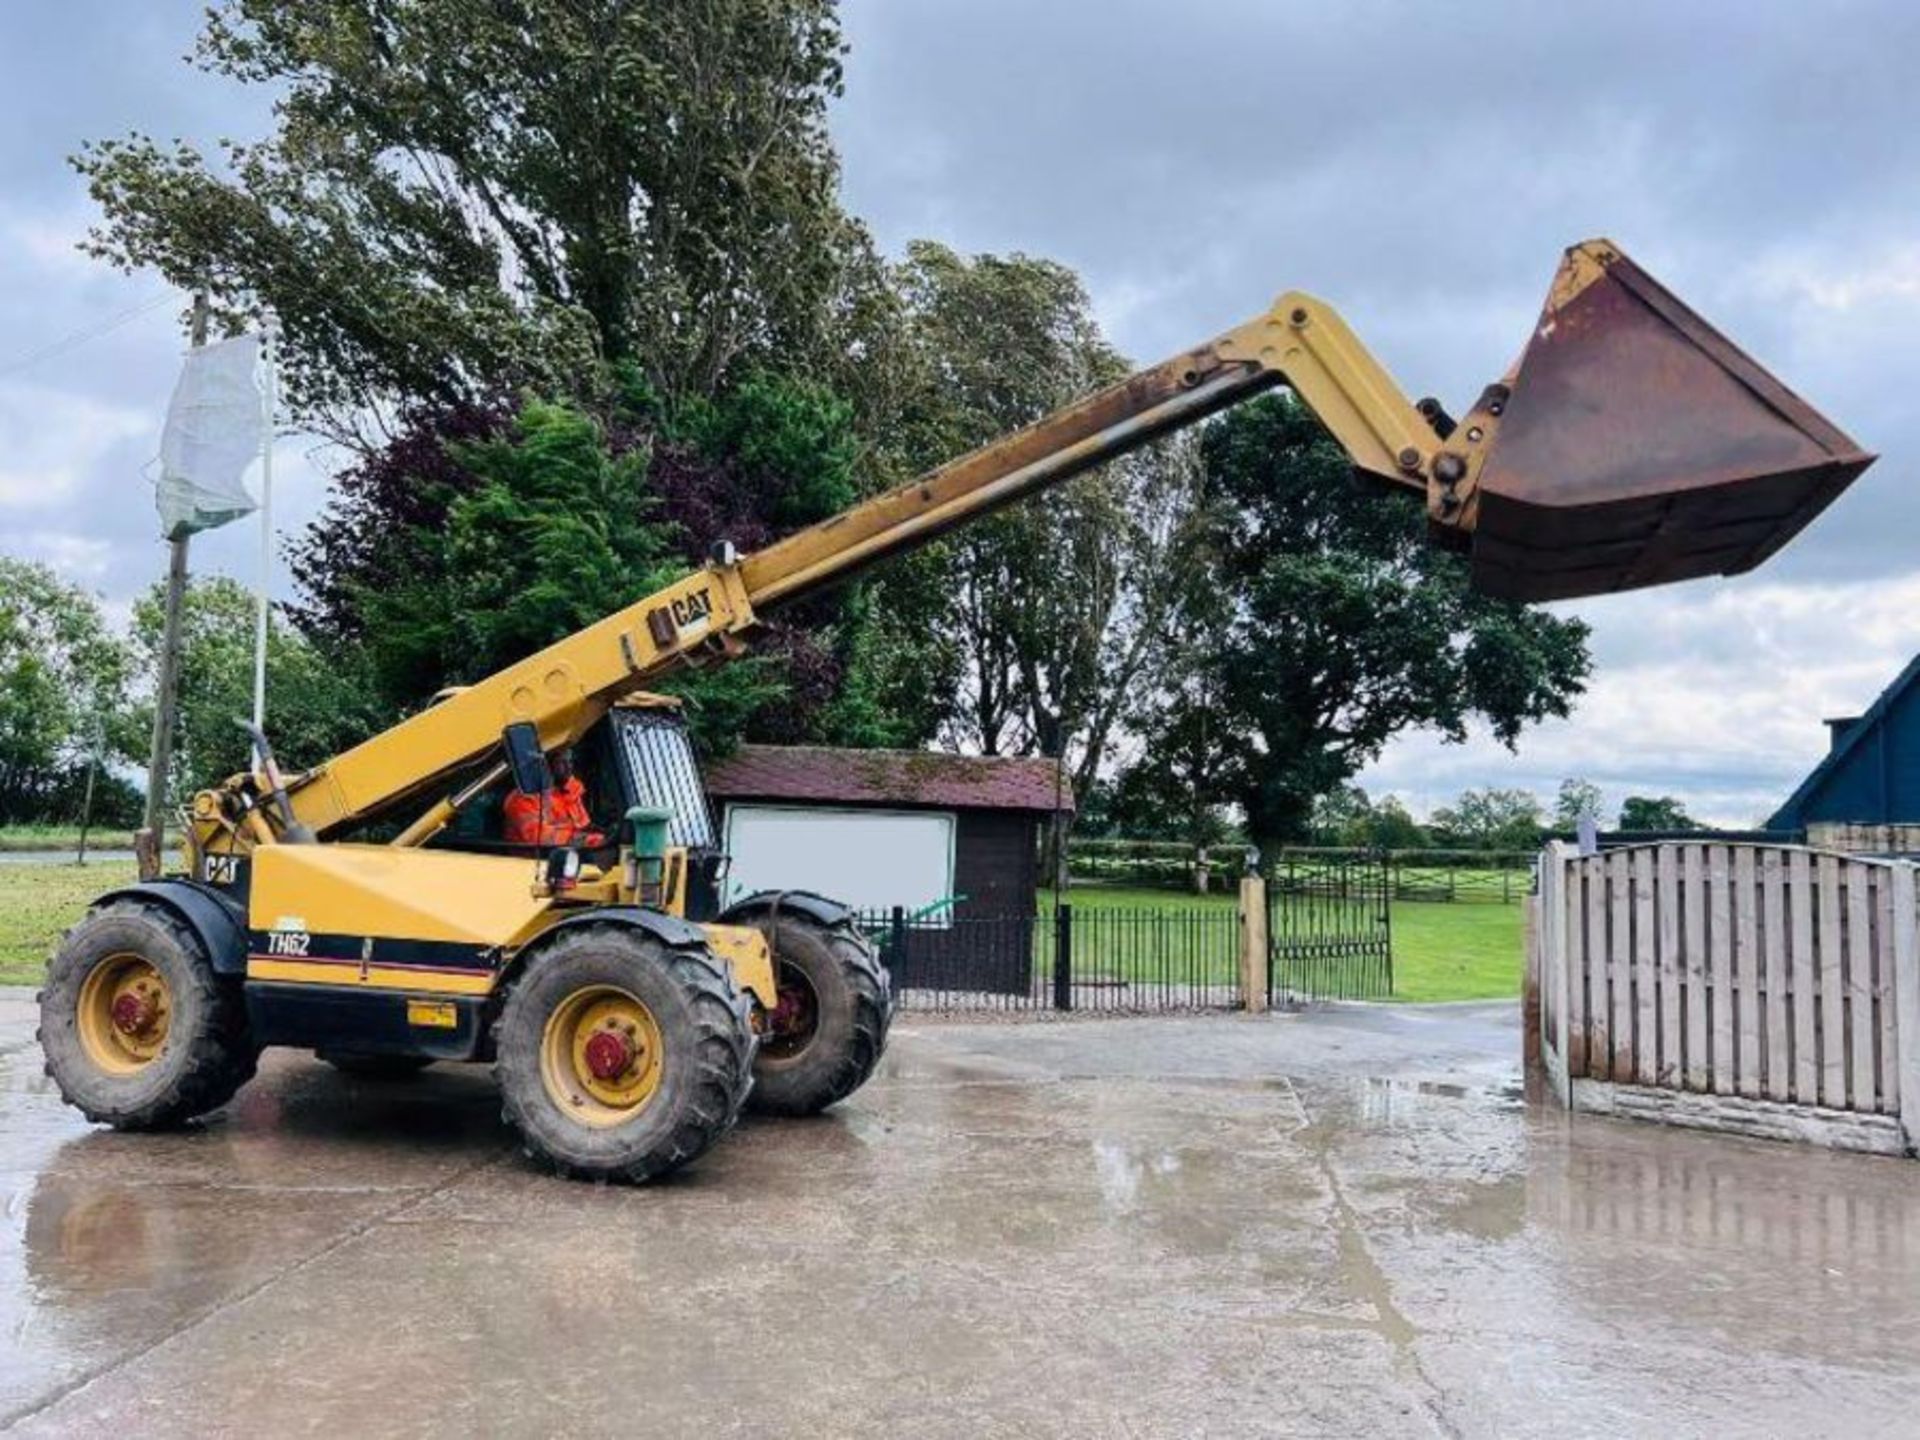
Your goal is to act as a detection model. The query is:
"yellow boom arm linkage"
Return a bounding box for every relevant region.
[194,239,1871,855]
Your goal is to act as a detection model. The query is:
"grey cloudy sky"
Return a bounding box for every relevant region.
[4,0,1918,825]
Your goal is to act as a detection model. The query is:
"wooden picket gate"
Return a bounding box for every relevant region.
[1532,841,1920,1157]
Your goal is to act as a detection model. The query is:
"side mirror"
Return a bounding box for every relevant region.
[502,722,551,796]
[544,846,582,892]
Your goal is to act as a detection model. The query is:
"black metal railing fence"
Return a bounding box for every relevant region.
[857,905,1242,1014]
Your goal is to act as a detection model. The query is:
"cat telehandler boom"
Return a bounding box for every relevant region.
[40,240,1872,1181]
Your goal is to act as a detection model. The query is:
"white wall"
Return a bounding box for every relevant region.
[721,805,957,922]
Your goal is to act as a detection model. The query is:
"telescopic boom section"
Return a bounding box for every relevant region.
[250,239,1868,846]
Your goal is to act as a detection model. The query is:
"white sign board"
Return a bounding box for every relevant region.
[721,805,956,923]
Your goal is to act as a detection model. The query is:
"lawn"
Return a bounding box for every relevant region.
[1049,883,1522,1003]
[0,867,1525,1002]
[0,859,137,986]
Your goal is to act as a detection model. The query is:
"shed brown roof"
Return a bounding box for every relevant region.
[704,745,1074,815]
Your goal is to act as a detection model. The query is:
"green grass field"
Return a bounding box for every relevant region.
[1050,884,1522,1002]
[0,859,137,985]
[0,865,1523,1001]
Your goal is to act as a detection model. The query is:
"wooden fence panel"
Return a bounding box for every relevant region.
[1877,868,1899,1114]
[1848,868,1876,1111]
[1790,849,1816,1105]
[1538,843,1910,1142]
[1818,854,1846,1109]
[1609,851,1633,1082]
[1657,845,1681,1087]
[1634,849,1657,1085]
[1588,855,1610,1081]
[1565,857,1586,1078]
[1684,845,1708,1092]
[1763,849,1788,1101]
[1733,847,1761,1098]
[1709,846,1734,1096]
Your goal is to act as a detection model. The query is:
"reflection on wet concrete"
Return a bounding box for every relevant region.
[2,995,1917,1436]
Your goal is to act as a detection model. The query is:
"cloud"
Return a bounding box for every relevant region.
[0,381,150,509]
[0,0,1916,832]
[1359,574,1920,827]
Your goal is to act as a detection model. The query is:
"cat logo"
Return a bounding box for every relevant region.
[670,588,714,629]
[645,586,717,649]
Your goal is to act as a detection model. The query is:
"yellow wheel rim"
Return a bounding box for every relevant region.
[539,984,664,1128]
[76,954,173,1076]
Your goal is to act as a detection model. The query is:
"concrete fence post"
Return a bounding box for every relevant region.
[1239,874,1268,1014]
[1892,863,1920,1156]
[1523,887,1543,1100]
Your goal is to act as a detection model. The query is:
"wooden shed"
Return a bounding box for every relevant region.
[703,745,1074,924]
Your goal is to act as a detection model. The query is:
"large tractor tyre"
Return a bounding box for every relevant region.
[38,899,258,1130]
[494,926,756,1183]
[317,1051,436,1080]
[742,913,892,1117]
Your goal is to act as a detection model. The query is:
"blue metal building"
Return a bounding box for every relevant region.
[1768,654,1920,830]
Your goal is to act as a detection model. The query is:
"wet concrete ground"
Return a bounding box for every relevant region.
[2,988,1916,1438]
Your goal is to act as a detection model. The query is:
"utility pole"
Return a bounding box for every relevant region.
[138,288,209,880]
[250,314,277,755]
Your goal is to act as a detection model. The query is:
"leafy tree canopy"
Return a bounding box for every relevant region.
[1430,787,1546,851]
[1151,392,1590,856]
[289,381,928,756]
[76,0,887,435]
[1617,795,1701,832]
[1309,784,1430,850]
[132,576,387,799]
[0,559,135,824]
[1553,777,1606,830]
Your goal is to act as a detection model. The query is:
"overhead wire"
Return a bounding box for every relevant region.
[0,289,180,380]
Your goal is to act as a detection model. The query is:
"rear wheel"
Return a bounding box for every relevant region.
[494,926,755,1182]
[740,912,891,1117]
[38,899,257,1129]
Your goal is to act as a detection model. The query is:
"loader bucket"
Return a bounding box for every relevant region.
[1464,240,1874,602]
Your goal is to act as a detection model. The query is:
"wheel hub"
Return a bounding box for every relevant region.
[77,955,172,1074]
[762,964,820,1061]
[583,1027,635,1081]
[110,991,156,1036]
[539,985,664,1127]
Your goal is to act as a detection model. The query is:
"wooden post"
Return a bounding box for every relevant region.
[1239,873,1268,1015]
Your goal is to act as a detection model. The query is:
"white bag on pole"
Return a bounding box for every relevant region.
[155,332,265,539]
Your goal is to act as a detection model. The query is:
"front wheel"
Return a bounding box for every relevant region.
[740,913,891,1117]
[38,899,257,1129]
[494,926,755,1183]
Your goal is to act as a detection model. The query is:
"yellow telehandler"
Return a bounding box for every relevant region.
[39,241,1872,1180]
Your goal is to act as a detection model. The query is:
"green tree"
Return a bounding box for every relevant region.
[1618,795,1700,832]
[1158,392,1589,858]
[1553,777,1606,830]
[1310,784,1376,846]
[1431,788,1545,851]
[885,241,1207,793]
[76,0,886,435]
[294,385,925,757]
[132,577,386,800]
[1308,785,1432,850]
[1104,681,1246,846]
[0,559,135,823]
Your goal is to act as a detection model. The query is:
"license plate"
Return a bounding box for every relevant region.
[406,999,458,1029]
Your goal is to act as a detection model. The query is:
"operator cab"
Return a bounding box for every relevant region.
[427,699,729,920]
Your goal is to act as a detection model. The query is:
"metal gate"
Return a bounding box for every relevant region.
[1269,853,1393,1001]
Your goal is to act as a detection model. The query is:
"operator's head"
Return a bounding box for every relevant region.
[549,748,575,785]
